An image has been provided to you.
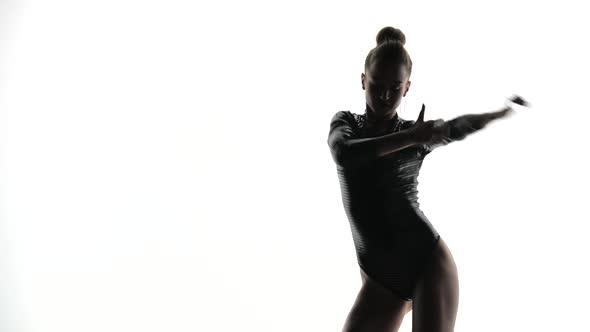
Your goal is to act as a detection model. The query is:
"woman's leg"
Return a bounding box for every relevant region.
[411,237,460,332]
[342,269,412,332]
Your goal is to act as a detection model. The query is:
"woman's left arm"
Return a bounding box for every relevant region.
[447,107,513,140]
[424,94,529,153]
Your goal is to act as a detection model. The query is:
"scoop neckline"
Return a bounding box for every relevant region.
[359,113,403,132]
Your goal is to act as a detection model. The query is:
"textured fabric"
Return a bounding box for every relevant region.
[327,110,453,301]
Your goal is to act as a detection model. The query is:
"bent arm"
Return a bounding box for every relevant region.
[329,130,418,167]
[327,111,419,168]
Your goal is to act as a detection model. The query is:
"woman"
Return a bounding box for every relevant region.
[327,26,528,332]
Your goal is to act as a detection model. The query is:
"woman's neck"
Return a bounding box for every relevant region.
[364,108,399,126]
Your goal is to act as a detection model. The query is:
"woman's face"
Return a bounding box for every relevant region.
[362,60,411,119]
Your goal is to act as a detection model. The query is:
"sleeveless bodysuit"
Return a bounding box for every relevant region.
[327,110,464,301]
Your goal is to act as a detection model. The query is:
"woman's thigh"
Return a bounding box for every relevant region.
[342,270,412,332]
[411,237,460,332]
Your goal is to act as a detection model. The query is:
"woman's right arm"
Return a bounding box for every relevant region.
[327,111,421,168]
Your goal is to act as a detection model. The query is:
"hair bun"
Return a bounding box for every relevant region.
[376,26,406,46]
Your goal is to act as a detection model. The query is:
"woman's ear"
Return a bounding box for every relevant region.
[361,73,366,90]
[403,80,411,97]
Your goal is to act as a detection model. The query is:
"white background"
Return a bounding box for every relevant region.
[1,0,588,331]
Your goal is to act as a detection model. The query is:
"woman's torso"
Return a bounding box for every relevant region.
[336,111,439,254]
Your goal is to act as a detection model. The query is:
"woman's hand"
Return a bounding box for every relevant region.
[408,104,451,145]
[506,94,530,108]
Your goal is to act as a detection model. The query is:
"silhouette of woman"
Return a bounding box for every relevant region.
[327,26,528,332]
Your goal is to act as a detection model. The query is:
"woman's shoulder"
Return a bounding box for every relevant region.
[331,109,355,119]
[330,110,363,126]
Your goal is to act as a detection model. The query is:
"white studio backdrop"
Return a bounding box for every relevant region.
[1,0,588,331]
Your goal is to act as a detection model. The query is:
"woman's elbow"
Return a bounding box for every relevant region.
[328,142,350,167]
[332,146,364,168]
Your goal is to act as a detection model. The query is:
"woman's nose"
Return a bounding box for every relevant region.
[380,90,392,101]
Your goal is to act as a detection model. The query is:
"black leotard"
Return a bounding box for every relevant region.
[327,110,468,300]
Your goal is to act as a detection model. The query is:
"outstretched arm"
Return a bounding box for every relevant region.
[451,107,512,138]
[424,96,529,152]
[423,107,512,151]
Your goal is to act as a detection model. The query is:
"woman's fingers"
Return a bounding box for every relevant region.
[508,95,530,107]
[416,104,425,123]
[511,96,524,105]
